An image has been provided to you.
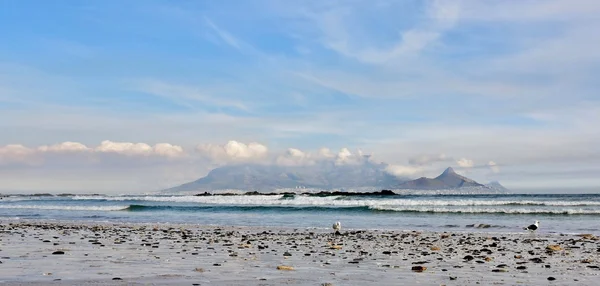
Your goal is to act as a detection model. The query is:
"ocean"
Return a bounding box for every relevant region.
[1,193,599,235]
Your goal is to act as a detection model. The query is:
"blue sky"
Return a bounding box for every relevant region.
[1,0,600,193]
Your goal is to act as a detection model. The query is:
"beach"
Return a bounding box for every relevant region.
[1,220,599,285]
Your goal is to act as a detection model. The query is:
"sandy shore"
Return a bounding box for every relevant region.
[1,220,599,285]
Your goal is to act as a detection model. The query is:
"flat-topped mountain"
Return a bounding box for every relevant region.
[164,161,403,193]
[163,164,507,193]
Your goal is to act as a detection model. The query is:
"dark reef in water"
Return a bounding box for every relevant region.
[194,189,397,197]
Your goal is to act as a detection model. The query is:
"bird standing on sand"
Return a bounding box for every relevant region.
[523,220,540,232]
[332,221,341,235]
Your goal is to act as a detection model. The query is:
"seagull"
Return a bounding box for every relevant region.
[523,220,540,232]
[332,221,341,235]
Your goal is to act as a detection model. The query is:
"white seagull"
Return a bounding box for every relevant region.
[332,221,341,235]
[523,220,540,232]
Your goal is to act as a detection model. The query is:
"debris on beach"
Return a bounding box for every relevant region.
[411,266,427,272]
[546,245,562,252]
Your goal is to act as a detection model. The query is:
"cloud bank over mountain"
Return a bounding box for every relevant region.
[0,139,499,193]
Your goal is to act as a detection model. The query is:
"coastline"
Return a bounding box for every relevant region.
[1,220,599,285]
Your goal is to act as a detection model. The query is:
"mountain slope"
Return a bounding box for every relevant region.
[397,167,485,190]
[485,181,510,192]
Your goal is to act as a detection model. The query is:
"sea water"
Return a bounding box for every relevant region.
[1,193,599,235]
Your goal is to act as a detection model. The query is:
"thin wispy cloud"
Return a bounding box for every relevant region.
[130,79,251,111]
[204,17,243,51]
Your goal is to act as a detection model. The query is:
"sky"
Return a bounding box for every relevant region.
[1,0,600,194]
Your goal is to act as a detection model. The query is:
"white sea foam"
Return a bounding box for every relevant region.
[0,205,129,211]
[370,206,600,215]
[71,195,600,207]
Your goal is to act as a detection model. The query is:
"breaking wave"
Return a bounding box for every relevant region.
[70,195,600,207]
[118,204,600,215]
[0,205,129,211]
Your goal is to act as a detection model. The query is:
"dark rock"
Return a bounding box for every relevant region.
[51,251,65,255]
[411,266,427,272]
[516,266,527,270]
[463,255,474,261]
[112,277,122,280]
[530,257,543,263]
[283,252,292,257]
[547,277,556,281]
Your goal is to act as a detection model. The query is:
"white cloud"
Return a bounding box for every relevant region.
[385,164,422,178]
[0,140,186,166]
[456,158,474,168]
[95,141,152,155]
[334,147,368,165]
[0,144,37,165]
[276,148,314,166]
[196,140,269,163]
[308,0,461,64]
[317,147,335,158]
[488,160,500,173]
[153,143,185,158]
[276,146,374,167]
[95,140,184,158]
[37,141,91,152]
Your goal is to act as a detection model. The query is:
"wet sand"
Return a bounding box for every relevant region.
[1,220,599,285]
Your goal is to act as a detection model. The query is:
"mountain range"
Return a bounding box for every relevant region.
[164,163,508,193]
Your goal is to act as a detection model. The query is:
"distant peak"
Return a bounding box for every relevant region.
[441,167,456,175]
